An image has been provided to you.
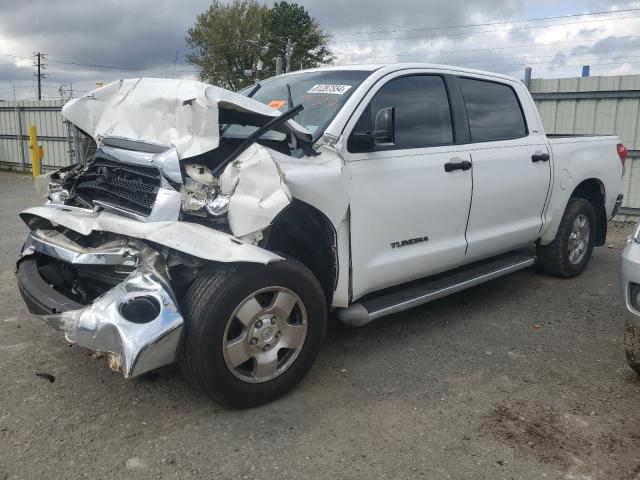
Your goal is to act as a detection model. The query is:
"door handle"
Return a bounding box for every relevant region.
[444,160,472,172]
[532,153,550,162]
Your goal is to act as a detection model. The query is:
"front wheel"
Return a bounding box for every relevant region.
[182,257,327,407]
[536,197,596,278]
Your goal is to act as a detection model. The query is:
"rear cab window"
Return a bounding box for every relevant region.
[458,77,527,143]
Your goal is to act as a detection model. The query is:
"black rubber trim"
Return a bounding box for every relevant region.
[443,74,471,144]
[16,257,83,315]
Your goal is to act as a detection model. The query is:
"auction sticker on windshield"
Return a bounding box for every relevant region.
[306,84,352,95]
[268,100,287,110]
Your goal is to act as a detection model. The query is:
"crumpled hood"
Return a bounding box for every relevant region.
[61,78,309,160]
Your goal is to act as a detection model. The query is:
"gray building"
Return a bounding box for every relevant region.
[530,75,640,217]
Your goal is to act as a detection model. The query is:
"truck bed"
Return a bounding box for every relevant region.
[547,134,618,140]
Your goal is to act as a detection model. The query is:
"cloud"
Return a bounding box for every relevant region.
[1,0,640,100]
[310,0,523,31]
[609,61,636,74]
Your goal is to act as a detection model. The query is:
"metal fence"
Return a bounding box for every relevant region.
[0,99,76,172]
[530,75,640,217]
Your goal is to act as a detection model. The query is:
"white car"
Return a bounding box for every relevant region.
[621,224,640,374]
[16,64,625,406]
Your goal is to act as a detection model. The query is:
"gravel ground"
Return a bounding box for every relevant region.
[1,170,639,480]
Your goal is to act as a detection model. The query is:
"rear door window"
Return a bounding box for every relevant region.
[458,77,527,142]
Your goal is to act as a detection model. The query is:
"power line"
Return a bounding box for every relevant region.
[327,13,640,44]
[21,6,640,62]
[485,60,640,73]
[0,7,637,80]
[0,8,637,73]
[336,35,640,62]
[456,55,640,71]
[340,45,640,67]
[0,50,191,72]
[0,82,39,88]
[424,52,640,72]
[329,7,640,36]
[337,52,640,73]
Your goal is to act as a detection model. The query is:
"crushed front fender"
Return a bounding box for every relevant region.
[17,232,182,377]
[20,205,284,264]
[16,207,285,378]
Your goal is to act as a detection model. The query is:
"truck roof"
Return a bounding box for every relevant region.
[285,62,522,84]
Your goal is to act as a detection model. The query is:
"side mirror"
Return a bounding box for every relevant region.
[347,105,395,153]
[373,107,395,144]
[349,132,375,152]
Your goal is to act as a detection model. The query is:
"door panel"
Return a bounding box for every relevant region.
[457,76,552,260]
[347,148,472,299]
[344,72,474,300]
[464,137,551,261]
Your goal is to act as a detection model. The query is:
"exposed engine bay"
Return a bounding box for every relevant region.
[41,136,294,235]
[39,77,314,238]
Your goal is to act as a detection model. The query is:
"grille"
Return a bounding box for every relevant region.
[75,158,161,216]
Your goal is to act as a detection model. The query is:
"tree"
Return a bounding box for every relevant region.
[262,2,333,76]
[186,1,332,90]
[186,0,268,91]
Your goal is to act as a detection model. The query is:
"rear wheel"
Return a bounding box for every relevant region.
[182,257,326,407]
[536,197,596,278]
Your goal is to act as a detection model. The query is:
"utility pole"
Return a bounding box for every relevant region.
[58,83,73,101]
[171,50,178,79]
[33,52,47,100]
[524,66,532,90]
[285,38,293,73]
[275,57,283,76]
[37,52,41,100]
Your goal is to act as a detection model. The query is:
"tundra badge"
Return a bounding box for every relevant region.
[390,236,429,249]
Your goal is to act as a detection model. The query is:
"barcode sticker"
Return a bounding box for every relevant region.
[306,84,352,95]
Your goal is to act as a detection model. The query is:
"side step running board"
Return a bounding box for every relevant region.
[337,250,536,326]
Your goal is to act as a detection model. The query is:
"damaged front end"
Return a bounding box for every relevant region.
[17,77,312,378]
[18,230,182,377]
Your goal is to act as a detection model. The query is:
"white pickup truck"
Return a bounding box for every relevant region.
[16,64,625,407]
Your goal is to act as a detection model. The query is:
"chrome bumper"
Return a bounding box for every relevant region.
[17,230,183,378]
[621,225,640,323]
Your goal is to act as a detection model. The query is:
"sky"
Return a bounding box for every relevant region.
[0,0,639,100]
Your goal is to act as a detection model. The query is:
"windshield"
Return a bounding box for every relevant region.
[224,70,372,142]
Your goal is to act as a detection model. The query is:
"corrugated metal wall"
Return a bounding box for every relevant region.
[0,100,72,171]
[530,75,640,214]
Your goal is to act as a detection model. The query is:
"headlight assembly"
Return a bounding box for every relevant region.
[180,178,230,217]
[47,182,69,204]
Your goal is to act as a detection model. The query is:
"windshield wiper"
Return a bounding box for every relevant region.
[246,82,261,98]
[212,103,305,176]
[286,83,293,110]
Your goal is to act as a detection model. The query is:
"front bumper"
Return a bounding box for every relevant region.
[16,229,183,378]
[621,228,640,325]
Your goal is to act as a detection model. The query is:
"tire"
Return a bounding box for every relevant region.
[625,321,640,375]
[182,257,327,408]
[536,197,596,278]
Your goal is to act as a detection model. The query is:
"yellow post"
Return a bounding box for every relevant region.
[29,125,40,177]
